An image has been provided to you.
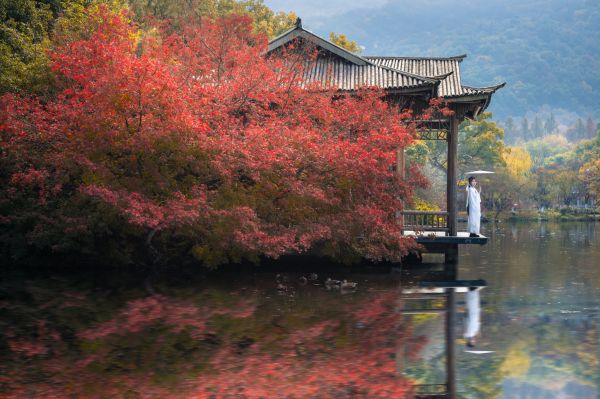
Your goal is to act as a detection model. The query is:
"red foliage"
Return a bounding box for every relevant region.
[0,7,439,264]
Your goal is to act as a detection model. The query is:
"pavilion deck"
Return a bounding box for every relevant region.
[400,210,486,262]
[403,230,487,245]
[400,210,486,244]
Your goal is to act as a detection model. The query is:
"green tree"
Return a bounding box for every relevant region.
[576,131,600,201]
[544,112,557,134]
[532,116,543,138]
[127,0,297,37]
[0,0,54,94]
[521,117,530,141]
[504,117,515,143]
[457,112,506,173]
[581,158,600,200]
[525,134,570,167]
[0,0,127,95]
[525,132,599,207]
[585,116,596,138]
[481,146,533,218]
[576,118,585,138]
[423,112,506,177]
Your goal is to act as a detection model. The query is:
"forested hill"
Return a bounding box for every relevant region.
[267,0,599,121]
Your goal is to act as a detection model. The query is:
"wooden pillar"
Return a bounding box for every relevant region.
[396,148,405,180]
[445,116,459,263]
[397,148,406,232]
[447,116,459,236]
[445,245,458,264]
[446,288,457,399]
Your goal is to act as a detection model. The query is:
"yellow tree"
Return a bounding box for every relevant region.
[580,159,600,199]
[127,0,297,37]
[329,32,362,53]
[504,146,533,185]
[484,146,534,217]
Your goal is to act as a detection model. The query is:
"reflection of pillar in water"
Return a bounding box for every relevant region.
[446,288,456,399]
[398,272,485,399]
[395,295,404,375]
[596,314,600,398]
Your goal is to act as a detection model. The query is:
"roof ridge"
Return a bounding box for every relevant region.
[300,28,369,62]
[268,24,369,66]
[268,24,300,44]
[268,24,438,86]
[371,62,440,84]
[365,54,467,62]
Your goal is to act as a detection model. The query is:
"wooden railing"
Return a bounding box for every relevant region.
[401,210,449,233]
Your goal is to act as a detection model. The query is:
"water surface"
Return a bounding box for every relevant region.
[458,221,599,399]
[0,221,598,398]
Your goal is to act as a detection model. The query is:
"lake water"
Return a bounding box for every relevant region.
[458,221,599,399]
[0,222,598,398]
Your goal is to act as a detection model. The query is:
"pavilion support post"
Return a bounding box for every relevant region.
[396,148,405,180]
[397,148,406,232]
[445,116,459,264]
[447,116,458,236]
[446,288,457,399]
[445,245,458,264]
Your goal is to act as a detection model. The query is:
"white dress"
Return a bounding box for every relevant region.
[466,185,481,235]
[464,289,481,339]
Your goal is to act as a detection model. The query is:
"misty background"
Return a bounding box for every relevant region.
[265,0,599,132]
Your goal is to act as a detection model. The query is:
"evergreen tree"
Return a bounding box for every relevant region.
[505,117,515,142]
[575,118,585,140]
[585,117,595,138]
[521,117,530,141]
[544,112,557,134]
[532,116,543,138]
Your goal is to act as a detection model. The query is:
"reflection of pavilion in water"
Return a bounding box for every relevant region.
[396,265,486,399]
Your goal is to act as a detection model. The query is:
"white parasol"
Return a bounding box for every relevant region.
[465,170,495,175]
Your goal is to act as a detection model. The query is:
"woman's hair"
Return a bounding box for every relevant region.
[468,176,476,185]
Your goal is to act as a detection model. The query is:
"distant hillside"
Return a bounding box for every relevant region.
[269,0,599,121]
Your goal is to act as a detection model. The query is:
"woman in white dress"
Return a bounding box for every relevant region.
[466,176,481,237]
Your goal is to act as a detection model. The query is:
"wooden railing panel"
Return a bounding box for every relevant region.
[401,210,449,233]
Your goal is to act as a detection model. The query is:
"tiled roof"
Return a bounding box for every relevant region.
[365,56,465,97]
[269,24,439,91]
[267,22,505,100]
[365,56,505,98]
[297,57,441,91]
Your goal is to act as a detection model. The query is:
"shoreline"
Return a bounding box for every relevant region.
[463,210,600,223]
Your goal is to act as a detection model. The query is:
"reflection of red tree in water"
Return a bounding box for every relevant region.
[1,290,426,398]
[194,292,425,399]
[78,295,257,341]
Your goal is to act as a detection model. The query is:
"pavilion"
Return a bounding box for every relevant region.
[268,19,505,263]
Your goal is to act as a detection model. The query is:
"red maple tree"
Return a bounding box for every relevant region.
[0,7,437,266]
